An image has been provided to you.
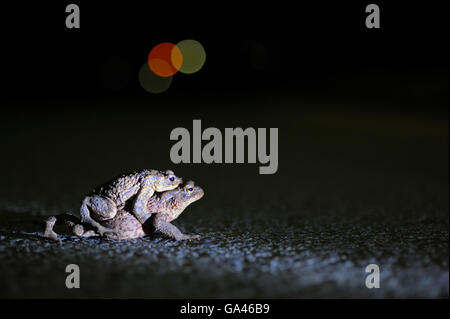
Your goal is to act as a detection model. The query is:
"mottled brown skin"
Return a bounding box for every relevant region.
[44,181,204,241]
[79,169,183,239]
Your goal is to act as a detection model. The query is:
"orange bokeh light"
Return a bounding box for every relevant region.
[148,42,183,77]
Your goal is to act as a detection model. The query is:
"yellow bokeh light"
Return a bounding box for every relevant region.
[176,39,206,74]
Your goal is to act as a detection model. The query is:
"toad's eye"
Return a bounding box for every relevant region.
[187,187,194,193]
[169,177,175,182]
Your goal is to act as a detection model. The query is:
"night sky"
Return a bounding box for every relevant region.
[2,2,448,111]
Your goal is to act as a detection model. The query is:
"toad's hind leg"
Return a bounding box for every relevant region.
[80,196,121,240]
[83,196,118,221]
[43,213,96,242]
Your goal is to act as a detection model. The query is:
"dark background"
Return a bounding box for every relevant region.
[0,1,448,298]
[1,2,448,105]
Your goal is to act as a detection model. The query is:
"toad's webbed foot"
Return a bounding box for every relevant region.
[43,213,120,242]
[44,216,62,243]
[43,214,101,242]
[72,224,98,238]
[183,234,201,240]
[82,217,121,241]
[95,224,121,241]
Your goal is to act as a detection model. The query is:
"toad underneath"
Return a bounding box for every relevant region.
[44,181,203,241]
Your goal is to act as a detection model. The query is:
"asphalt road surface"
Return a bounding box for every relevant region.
[0,98,448,298]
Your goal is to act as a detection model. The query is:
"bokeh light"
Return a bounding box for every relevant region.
[140,40,206,94]
[176,40,206,74]
[148,42,183,77]
[138,63,173,94]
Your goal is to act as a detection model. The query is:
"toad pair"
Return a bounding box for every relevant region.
[43,169,203,242]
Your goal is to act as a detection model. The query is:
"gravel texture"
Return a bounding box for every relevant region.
[0,100,448,298]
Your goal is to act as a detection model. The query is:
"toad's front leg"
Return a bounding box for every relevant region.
[133,186,155,224]
[153,214,201,241]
